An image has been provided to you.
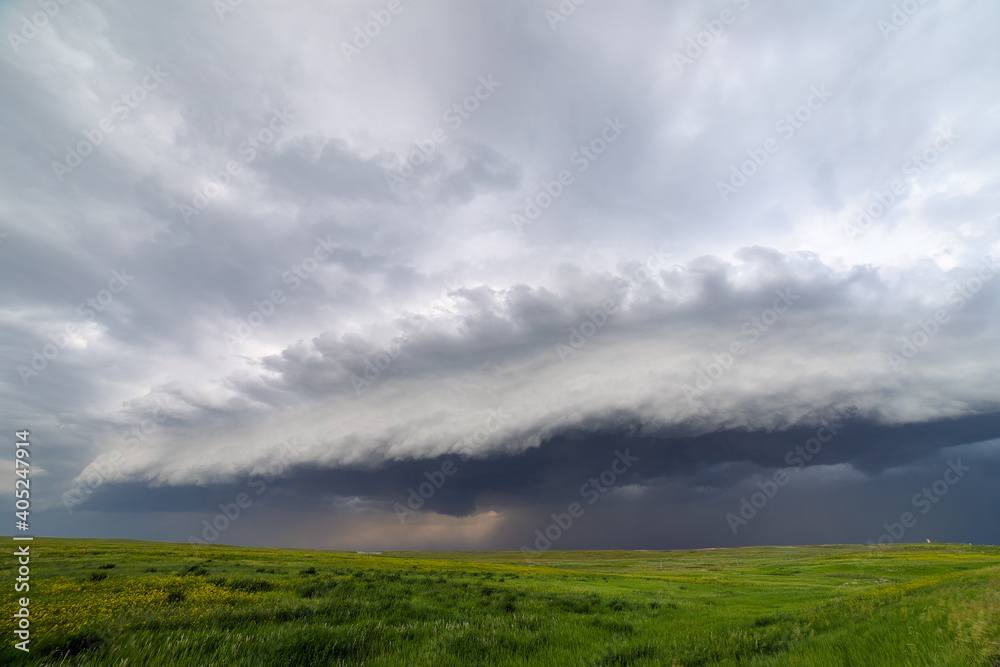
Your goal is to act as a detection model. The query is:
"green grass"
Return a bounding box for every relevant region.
[2,538,999,665]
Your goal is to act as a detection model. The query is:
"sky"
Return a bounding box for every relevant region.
[1,0,999,553]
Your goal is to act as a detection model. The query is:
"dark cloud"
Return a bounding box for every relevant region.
[54,416,1000,550]
[2,0,998,550]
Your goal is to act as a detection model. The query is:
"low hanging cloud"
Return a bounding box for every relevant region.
[2,0,999,549]
[70,249,1000,493]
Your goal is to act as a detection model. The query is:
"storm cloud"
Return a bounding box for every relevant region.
[2,0,999,550]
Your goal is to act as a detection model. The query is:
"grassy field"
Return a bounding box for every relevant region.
[2,538,999,666]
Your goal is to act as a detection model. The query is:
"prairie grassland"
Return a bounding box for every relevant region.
[2,538,999,665]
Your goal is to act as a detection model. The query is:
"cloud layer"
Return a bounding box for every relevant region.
[2,0,999,549]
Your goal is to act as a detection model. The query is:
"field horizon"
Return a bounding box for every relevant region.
[4,537,999,665]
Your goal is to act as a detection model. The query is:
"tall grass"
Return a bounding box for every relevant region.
[1,538,997,665]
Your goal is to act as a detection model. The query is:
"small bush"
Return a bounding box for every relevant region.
[595,642,656,665]
[591,617,635,634]
[263,626,393,666]
[296,580,336,599]
[39,630,106,657]
[552,593,601,614]
[227,578,276,593]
